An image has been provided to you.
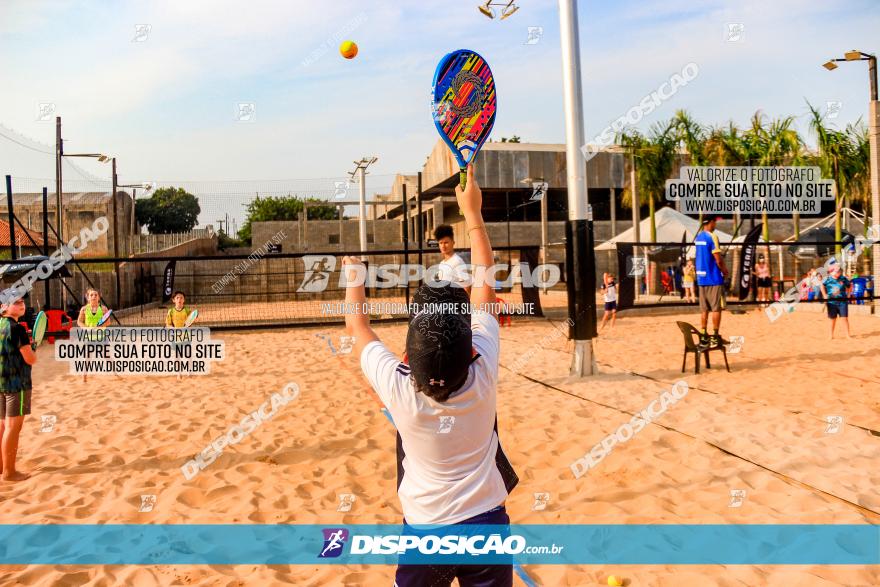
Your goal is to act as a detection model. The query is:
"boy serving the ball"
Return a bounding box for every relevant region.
[344,164,518,587]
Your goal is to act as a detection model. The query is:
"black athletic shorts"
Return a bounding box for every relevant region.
[394,505,513,587]
[827,302,848,319]
[1,390,32,418]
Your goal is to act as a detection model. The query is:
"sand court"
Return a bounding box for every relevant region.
[0,307,878,586]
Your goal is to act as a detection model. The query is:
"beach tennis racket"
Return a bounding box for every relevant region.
[97,309,113,327]
[183,309,199,328]
[31,311,48,349]
[431,49,497,188]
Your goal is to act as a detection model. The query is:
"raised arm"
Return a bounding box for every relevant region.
[342,256,379,358]
[455,165,497,316]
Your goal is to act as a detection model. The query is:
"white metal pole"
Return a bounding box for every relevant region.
[559,0,588,221]
[359,166,367,260]
[559,0,596,376]
[631,158,641,300]
[541,190,548,293]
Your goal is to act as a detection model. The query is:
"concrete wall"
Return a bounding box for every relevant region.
[0,192,135,257]
[251,219,401,252]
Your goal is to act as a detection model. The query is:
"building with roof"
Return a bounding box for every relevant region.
[0,190,135,257]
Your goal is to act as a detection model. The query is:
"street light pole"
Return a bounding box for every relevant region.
[868,57,880,315]
[824,50,879,314]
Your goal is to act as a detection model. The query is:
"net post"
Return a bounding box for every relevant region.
[43,186,51,308]
[402,185,410,306]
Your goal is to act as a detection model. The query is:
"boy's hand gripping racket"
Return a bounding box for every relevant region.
[431,49,497,188]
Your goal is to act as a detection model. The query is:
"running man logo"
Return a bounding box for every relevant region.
[337,494,357,512]
[139,494,157,513]
[627,256,647,277]
[524,26,543,45]
[437,415,455,434]
[727,336,744,354]
[532,492,550,511]
[40,414,57,433]
[728,489,746,508]
[318,528,349,558]
[334,181,350,199]
[825,415,844,434]
[529,181,548,202]
[298,255,337,293]
[338,335,354,355]
[726,23,744,42]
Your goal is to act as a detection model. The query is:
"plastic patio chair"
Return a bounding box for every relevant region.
[676,321,730,374]
[45,309,74,344]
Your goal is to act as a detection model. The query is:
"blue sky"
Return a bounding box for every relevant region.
[1,0,878,228]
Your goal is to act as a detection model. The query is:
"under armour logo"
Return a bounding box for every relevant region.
[429,378,445,386]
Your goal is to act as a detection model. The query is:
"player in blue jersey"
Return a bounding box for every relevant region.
[694,216,730,347]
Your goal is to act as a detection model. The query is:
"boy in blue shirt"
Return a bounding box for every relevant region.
[820,265,851,339]
[694,216,730,347]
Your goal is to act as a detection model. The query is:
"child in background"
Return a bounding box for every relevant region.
[599,272,617,333]
[0,290,38,482]
[165,291,194,328]
[682,259,696,303]
[820,265,851,340]
[77,288,110,383]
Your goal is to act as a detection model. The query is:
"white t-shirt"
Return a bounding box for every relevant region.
[437,253,467,285]
[360,311,518,526]
[603,281,617,303]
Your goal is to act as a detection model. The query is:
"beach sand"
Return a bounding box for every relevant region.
[0,303,878,586]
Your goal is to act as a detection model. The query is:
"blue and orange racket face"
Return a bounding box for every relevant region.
[431,49,497,178]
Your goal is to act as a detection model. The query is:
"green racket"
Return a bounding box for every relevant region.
[183,309,199,328]
[31,311,48,349]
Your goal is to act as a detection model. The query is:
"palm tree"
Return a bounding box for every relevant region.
[746,112,802,242]
[844,121,871,231]
[807,102,858,254]
[705,122,751,232]
[618,129,647,230]
[673,110,710,223]
[619,121,678,242]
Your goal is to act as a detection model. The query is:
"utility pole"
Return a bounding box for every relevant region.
[55,116,63,244]
[55,117,65,310]
[349,157,378,260]
[112,158,121,309]
[559,0,598,376]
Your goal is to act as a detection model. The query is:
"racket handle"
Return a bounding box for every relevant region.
[459,169,467,189]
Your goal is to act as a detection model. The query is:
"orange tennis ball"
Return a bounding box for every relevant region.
[340,40,358,59]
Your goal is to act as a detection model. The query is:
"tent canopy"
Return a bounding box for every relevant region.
[596,207,733,250]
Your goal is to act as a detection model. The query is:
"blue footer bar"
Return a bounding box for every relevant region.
[0,525,876,565]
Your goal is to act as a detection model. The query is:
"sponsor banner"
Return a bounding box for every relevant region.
[0,524,875,565]
[738,223,763,300]
[162,261,176,302]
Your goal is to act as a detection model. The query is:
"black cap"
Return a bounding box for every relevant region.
[406,284,473,398]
